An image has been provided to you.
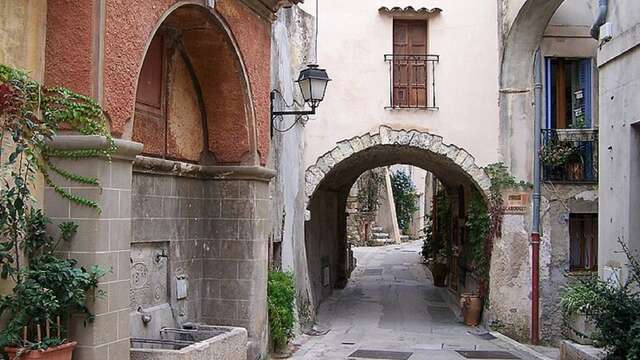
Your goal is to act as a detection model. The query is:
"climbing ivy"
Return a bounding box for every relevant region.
[468,162,530,295]
[0,64,115,210]
[465,190,490,279]
[422,186,451,262]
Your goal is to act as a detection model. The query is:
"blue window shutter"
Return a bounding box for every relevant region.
[579,59,592,128]
[545,57,553,129]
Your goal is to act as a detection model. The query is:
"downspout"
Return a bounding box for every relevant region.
[590,0,609,39]
[531,48,543,346]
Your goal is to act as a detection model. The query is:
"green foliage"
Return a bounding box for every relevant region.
[267,271,296,351]
[422,187,451,263]
[356,170,383,212]
[0,64,115,210]
[390,169,418,234]
[465,191,490,278]
[560,240,640,359]
[541,142,579,167]
[0,64,110,352]
[0,209,105,351]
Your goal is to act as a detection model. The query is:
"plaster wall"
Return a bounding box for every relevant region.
[304,189,343,306]
[269,5,317,328]
[302,0,501,171]
[597,0,640,283]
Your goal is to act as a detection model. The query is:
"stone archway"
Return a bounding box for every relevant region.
[499,0,566,180]
[305,126,492,205]
[302,126,493,310]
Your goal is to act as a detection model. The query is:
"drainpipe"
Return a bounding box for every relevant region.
[590,0,609,39]
[531,48,543,345]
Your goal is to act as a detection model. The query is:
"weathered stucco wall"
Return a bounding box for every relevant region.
[301,0,501,171]
[269,5,317,329]
[597,0,640,283]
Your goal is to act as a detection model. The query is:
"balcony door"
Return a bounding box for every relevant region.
[393,20,427,108]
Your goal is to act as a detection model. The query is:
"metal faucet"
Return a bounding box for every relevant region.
[137,306,152,325]
[155,249,168,263]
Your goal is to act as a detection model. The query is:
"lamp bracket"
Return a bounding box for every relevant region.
[270,90,317,135]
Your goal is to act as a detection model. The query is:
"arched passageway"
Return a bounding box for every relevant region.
[303,126,492,309]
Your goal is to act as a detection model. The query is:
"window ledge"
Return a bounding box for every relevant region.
[385,106,439,111]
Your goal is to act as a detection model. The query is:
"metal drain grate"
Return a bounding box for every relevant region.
[469,331,497,340]
[363,268,383,276]
[455,350,520,359]
[349,349,413,359]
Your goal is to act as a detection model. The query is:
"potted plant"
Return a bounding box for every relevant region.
[560,277,598,345]
[430,253,449,288]
[268,271,296,357]
[0,210,105,360]
[541,141,578,168]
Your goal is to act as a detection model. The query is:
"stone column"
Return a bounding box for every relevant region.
[44,135,142,360]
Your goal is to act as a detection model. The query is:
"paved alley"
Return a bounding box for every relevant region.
[290,241,548,360]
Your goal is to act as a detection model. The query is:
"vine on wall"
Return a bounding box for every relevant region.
[471,162,531,295]
[0,64,115,210]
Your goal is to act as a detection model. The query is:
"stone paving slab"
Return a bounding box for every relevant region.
[289,241,552,360]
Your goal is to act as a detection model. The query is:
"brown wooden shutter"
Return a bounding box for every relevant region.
[133,34,167,157]
[393,20,427,108]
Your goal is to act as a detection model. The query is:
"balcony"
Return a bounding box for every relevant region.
[541,128,598,183]
[384,54,439,110]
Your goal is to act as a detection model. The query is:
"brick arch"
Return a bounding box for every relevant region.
[304,126,492,208]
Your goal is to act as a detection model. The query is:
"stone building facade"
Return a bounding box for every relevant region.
[295,0,600,344]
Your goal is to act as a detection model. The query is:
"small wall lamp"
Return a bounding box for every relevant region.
[271,64,331,134]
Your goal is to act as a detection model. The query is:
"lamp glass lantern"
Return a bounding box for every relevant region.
[296,64,331,108]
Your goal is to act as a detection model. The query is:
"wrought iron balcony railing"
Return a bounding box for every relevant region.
[384,54,439,110]
[541,128,598,183]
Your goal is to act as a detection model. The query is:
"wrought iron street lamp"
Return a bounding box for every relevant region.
[270,64,331,134]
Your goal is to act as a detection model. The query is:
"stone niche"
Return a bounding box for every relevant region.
[130,156,275,359]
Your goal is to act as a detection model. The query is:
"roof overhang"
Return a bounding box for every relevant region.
[378,6,442,17]
[240,0,304,21]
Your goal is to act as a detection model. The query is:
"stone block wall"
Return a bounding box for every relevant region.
[131,158,273,359]
[44,136,142,360]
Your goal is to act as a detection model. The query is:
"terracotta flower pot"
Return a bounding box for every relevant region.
[5,341,76,360]
[431,262,448,287]
[460,293,483,326]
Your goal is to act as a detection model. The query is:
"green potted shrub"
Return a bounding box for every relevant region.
[560,277,598,345]
[268,271,296,357]
[559,239,640,358]
[0,211,105,360]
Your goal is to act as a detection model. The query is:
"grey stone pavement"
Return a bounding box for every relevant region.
[290,240,553,360]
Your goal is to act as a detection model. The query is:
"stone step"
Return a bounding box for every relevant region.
[371,226,384,232]
[400,235,410,242]
[370,238,392,246]
[372,232,389,238]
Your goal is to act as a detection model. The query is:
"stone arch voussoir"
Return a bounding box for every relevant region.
[305,126,492,208]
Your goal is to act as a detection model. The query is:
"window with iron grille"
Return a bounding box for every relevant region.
[385,20,438,109]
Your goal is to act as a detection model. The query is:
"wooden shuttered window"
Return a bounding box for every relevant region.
[133,34,167,157]
[393,20,427,108]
